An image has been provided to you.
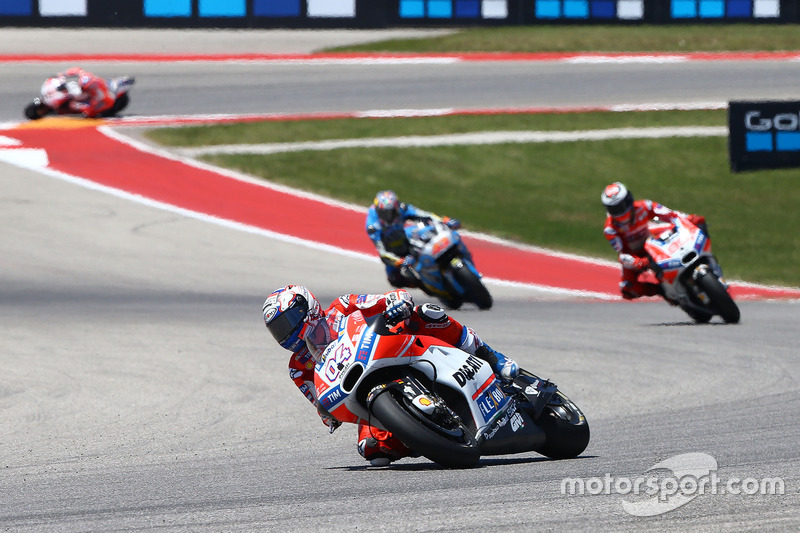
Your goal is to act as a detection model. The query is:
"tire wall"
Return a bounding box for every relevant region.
[1,0,796,28]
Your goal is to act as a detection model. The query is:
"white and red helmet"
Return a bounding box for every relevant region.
[601,182,635,222]
[262,285,323,352]
[40,76,70,109]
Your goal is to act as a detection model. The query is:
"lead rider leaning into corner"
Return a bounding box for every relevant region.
[601,181,707,301]
[262,285,519,466]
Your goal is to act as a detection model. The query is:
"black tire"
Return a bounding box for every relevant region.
[453,265,493,310]
[370,389,480,468]
[102,93,130,117]
[697,274,740,323]
[536,391,590,460]
[24,101,49,120]
[682,305,713,324]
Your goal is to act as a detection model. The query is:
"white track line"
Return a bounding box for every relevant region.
[176,126,727,157]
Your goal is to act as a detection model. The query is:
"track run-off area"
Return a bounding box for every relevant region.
[1,105,799,301]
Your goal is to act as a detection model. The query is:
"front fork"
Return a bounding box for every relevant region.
[688,259,726,305]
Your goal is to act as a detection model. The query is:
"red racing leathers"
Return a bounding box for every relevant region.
[604,199,703,299]
[59,67,115,118]
[288,290,483,462]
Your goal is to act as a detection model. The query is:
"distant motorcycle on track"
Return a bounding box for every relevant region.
[402,218,492,310]
[24,74,135,120]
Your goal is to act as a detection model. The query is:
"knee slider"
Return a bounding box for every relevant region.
[416,303,448,323]
[358,437,379,458]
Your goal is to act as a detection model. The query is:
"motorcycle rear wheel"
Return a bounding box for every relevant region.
[536,391,590,460]
[453,266,492,310]
[698,274,740,324]
[370,389,480,468]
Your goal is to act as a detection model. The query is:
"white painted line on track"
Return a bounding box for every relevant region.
[567,55,688,64]
[0,146,607,300]
[175,126,728,157]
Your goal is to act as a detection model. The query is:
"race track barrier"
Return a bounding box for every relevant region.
[0,0,796,27]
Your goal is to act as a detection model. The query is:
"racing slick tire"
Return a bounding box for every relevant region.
[370,388,480,468]
[536,390,590,460]
[697,274,740,324]
[453,266,492,310]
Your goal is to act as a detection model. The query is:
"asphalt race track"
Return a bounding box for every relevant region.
[2,30,799,531]
[4,56,800,122]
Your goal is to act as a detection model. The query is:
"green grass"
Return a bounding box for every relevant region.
[141,25,800,287]
[325,24,800,53]
[144,109,800,287]
[145,110,726,146]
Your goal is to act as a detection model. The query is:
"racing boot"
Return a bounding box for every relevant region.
[357,423,412,466]
[475,343,519,382]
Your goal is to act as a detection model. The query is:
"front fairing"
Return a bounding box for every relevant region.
[645,217,715,302]
[405,221,479,296]
[313,313,510,433]
[648,220,706,272]
[313,315,363,424]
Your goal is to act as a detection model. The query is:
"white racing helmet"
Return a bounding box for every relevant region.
[601,182,635,222]
[40,76,70,109]
[262,285,330,356]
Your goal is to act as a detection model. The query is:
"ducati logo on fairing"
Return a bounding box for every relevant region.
[452,355,484,386]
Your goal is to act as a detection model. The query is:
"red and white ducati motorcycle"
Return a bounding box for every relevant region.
[24,75,135,120]
[644,215,740,324]
[313,311,590,468]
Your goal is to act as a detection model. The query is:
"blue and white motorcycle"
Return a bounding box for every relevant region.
[402,219,492,310]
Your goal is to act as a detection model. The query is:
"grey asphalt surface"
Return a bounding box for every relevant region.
[1,30,799,531]
[2,29,800,122]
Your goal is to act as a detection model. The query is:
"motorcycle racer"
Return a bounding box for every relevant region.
[262,284,519,466]
[366,190,461,289]
[601,182,706,300]
[41,67,115,118]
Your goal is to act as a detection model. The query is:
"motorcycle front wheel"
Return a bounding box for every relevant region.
[453,265,492,310]
[370,389,480,468]
[697,274,740,324]
[101,93,130,117]
[682,305,713,324]
[535,390,590,460]
[24,100,50,120]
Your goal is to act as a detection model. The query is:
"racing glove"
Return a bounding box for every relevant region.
[317,402,341,434]
[383,290,414,326]
[65,80,83,98]
[620,253,650,271]
[687,214,706,227]
[394,254,415,269]
[443,217,461,230]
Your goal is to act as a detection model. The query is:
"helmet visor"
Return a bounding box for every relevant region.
[606,198,632,217]
[377,207,399,225]
[265,305,307,346]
